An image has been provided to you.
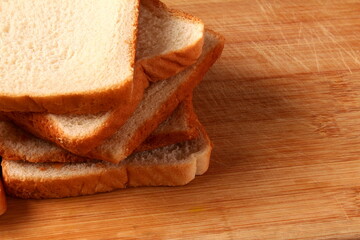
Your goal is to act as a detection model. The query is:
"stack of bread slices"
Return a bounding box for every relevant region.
[0,0,224,199]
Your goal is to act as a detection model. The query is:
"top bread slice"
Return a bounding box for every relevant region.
[0,97,199,163]
[5,0,205,155]
[1,123,212,199]
[0,0,140,114]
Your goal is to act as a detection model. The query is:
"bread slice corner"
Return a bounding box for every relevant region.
[137,0,205,81]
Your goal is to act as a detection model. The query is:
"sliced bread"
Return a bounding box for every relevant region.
[85,30,224,163]
[1,124,212,199]
[5,2,207,155]
[0,98,198,163]
[137,0,204,82]
[136,96,198,152]
[0,0,140,114]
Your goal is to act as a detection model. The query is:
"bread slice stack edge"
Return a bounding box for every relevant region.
[0,0,224,201]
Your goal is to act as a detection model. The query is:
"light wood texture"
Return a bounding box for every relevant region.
[1,0,360,239]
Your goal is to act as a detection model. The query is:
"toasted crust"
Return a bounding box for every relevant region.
[1,125,212,199]
[137,39,204,82]
[192,119,213,175]
[0,0,140,115]
[0,78,136,114]
[89,30,225,163]
[137,0,204,82]
[6,71,149,155]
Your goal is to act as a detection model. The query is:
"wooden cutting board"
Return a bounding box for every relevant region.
[1,0,360,239]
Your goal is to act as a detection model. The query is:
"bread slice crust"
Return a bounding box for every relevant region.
[0,0,141,114]
[7,29,224,162]
[5,1,207,154]
[5,72,149,155]
[86,30,225,163]
[1,124,212,199]
[137,0,204,82]
[0,98,198,164]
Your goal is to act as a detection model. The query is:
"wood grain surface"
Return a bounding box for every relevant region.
[1,0,360,239]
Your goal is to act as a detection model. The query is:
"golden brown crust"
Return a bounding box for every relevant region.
[137,36,204,82]
[138,0,204,82]
[191,115,213,175]
[2,159,196,199]
[3,30,224,166]
[1,125,212,199]
[4,0,204,153]
[1,116,213,199]
[2,165,128,199]
[5,71,149,155]
[0,30,222,200]
[1,125,210,199]
[0,97,197,163]
[5,9,147,154]
[0,78,135,114]
[101,30,224,163]
[0,0,141,115]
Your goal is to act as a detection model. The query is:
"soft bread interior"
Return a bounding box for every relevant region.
[137,0,203,59]
[0,0,137,95]
[1,126,211,199]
